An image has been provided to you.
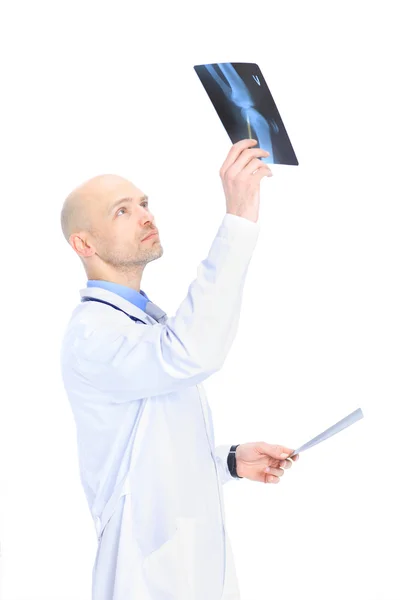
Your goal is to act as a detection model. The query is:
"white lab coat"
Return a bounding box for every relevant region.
[60,213,260,599]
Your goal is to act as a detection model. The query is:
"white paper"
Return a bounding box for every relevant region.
[289,408,364,457]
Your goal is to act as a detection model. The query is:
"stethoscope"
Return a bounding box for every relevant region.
[81,296,148,325]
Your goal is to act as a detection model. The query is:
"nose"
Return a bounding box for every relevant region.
[139,207,155,227]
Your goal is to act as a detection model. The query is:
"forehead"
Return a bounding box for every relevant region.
[88,177,146,212]
[98,176,142,200]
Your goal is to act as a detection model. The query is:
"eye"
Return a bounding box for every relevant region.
[117,207,127,216]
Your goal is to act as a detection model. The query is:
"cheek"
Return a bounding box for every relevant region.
[126,229,142,249]
[114,221,138,240]
[110,220,141,248]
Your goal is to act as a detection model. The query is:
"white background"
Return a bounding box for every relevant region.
[1,1,399,599]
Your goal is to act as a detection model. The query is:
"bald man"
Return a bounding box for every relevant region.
[60,139,298,600]
[60,174,162,277]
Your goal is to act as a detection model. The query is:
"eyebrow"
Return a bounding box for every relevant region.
[108,194,148,215]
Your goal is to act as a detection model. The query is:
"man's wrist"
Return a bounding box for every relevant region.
[227,444,243,479]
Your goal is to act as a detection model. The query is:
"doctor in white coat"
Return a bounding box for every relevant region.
[60,138,299,600]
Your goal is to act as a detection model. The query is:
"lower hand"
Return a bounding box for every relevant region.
[235,442,299,484]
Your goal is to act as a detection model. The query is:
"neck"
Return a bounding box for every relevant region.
[86,265,145,293]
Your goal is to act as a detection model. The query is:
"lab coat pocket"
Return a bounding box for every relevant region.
[142,516,197,600]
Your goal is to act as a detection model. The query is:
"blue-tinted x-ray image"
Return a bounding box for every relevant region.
[194,62,298,166]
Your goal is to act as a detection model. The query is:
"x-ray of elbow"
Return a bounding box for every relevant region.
[194,62,298,166]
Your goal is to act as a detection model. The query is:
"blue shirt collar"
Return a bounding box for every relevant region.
[87,280,150,312]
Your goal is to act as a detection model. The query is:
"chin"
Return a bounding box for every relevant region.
[145,246,164,263]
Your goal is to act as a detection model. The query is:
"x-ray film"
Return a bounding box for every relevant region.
[193,62,298,166]
[290,408,364,457]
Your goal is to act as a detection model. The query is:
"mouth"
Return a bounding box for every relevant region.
[142,231,159,242]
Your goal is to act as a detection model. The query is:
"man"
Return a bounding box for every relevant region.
[60,138,299,600]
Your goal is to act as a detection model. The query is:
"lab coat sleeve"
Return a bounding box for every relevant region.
[72,213,260,401]
[214,444,239,485]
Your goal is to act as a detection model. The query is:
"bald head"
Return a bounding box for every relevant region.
[60,173,162,281]
[60,174,133,243]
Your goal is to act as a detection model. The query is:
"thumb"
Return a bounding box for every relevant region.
[259,442,293,460]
